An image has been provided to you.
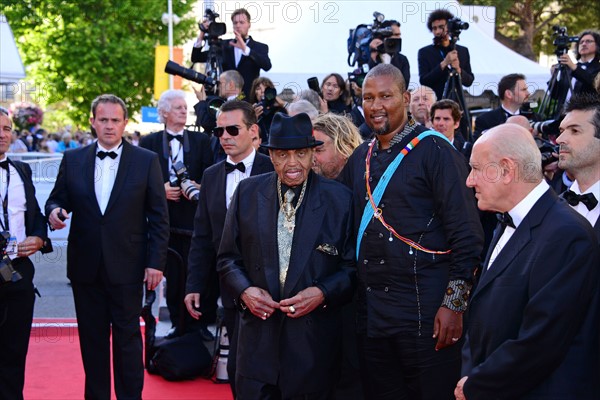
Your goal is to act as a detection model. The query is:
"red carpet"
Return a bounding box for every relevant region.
[25,319,233,400]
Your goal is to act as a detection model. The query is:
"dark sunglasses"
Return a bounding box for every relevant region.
[213,125,240,138]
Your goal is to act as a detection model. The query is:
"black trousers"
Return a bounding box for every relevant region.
[358,333,461,400]
[223,306,239,398]
[166,232,218,332]
[236,374,332,400]
[0,258,35,400]
[71,268,144,400]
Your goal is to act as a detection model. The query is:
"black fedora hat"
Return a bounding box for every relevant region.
[261,112,323,150]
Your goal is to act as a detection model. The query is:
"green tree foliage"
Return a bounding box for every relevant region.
[3,0,196,126]
[461,0,600,61]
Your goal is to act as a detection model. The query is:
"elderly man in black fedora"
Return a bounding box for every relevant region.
[217,112,356,399]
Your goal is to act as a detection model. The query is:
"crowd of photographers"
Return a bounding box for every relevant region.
[2,5,600,400]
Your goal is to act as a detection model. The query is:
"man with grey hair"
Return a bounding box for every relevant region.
[409,85,436,128]
[140,89,214,339]
[287,99,319,120]
[456,124,600,399]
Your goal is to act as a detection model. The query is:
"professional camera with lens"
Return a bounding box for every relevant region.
[169,161,200,202]
[257,87,278,114]
[552,25,579,56]
[0,231,22,284]
[347,11,401,68]
[446,17,469,44]
[201,9,227,42]
[165,60,216,87]
[534,137,560,168]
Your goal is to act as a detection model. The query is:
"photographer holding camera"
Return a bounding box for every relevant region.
[418,9,474,101]
[0,108,51,400]
[368,20,410,85]
[140,90,214,340]
[557,30,600,96]
[191,8,271,100]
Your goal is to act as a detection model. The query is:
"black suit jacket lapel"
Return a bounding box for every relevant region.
[85,143,103,216]
[474,190,555,296]
[283,174,326,298]
[104,141,133,215]
[9,160,37,234]
[160,130,171,178]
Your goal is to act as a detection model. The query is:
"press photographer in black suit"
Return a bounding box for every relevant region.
[0,108,51,400]
[557,30,600,96]
[192,8,272,99]
[418,9,474,101]
[140,89,214,339]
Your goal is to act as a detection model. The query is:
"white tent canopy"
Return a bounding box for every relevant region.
[0,14,26,84]
[212,1,550,96]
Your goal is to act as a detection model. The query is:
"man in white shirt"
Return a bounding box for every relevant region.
[0,109,50,400]
[556,92,600,237]
[456,123,600,399]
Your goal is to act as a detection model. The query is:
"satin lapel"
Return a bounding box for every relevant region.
[257,173,280,299]
[215,163,227,224]
[160,131,170,177]
[86,144,102,216]
[104,141,132,215]
[594,218,600,244]
[473,190,556,297]
[283,175,326,298]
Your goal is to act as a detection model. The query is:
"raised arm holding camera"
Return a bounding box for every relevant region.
[557,30,600,96]
[191,8,271,99]
[368,20,410,85]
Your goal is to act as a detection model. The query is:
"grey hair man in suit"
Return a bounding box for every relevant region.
[46,94,169,400]
[456,123,600,399]
[217,112,355,399]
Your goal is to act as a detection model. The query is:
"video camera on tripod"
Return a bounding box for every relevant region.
[347,11,401,69]
[199,9,227,86]
[552,25,579,56]
[537,25,579,120]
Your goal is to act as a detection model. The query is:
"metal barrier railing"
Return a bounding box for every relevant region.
[8,152,63,183]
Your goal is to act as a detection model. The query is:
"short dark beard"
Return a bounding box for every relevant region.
[372,121,391,136]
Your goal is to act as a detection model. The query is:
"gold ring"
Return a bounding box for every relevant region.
[289,305,296,314]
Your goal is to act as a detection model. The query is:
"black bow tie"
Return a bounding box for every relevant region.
[563,190,598,211]
[0,160,9,170]
[167,134,183,143]
[225,162,246,174]
[497,212,516,229]
[97,151,118,160]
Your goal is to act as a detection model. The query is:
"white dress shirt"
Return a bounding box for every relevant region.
[225,149,255,209]
[0,156,27,259]
[488,181,550,269]
[94,142,123,214]
[234,38,251,67]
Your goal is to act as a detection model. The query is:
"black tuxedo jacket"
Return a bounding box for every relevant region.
[418,43,474,100]
[462,190,600,399]
[45,142,169,284]
[139,129,213,231]
[572,57,600,95]
[7,159,49,250]
[217,172,355,397]
[473,107,507,139]
[192,36,272,98]
[186,152,273,307]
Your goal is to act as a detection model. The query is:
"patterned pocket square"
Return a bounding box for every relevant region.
[316,243,338,256]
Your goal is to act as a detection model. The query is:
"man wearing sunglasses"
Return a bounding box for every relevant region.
[140,89,214,340]
[185,100,273,396]
[217,112,355,399]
